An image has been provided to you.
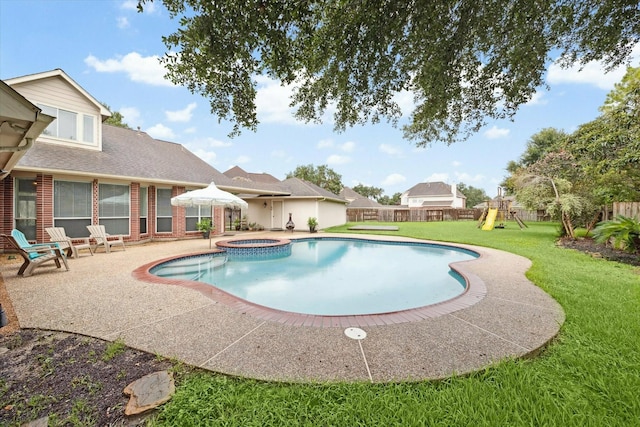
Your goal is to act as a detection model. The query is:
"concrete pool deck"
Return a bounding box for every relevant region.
[1,232,564,382]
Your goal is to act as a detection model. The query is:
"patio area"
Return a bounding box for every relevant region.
[0,232,564,383]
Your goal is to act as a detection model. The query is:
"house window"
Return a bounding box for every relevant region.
[139,187,148,234]
[38,103,96,144]
[156,188,173,233]
[98,184,130,235]
[54,180,92,238]
[14,179,37,241]
[185,205,211,231]
[83,114,94,143]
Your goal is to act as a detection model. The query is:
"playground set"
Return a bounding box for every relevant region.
[477,189,527,231]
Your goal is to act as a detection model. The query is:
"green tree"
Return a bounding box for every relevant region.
[518,128,569,167]
[565,66,640,203]
[352,184,384,201]
[501,128,568,193]
[138,0,639,144]
[513,151,597,238]
[102,103,131,129]
[377,192,402,206]
[457,183,489,208]
[286,164,343,195]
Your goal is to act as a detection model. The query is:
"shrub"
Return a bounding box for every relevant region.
[593,215,640,253]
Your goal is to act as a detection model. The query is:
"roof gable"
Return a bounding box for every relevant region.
[406,181,454,197]
[224,165,280,184]
[6,69,111,119]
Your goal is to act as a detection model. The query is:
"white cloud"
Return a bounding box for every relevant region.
[207,138,232,148]
[327,154,350,165]
[191,137,231,148]
[234,155,251,164]
[120,0,137,10]
[525,91,547,106]
[452,160,462,167]
[340,141,356,152]
[166,103,197,122]
[146,123,175,139]
[185,137,231,156]
[317,139,333,149]
[484,126,510,139]
[424,173,450,183]
[392,90,415,117]
[271,150,295,164]
[454,172,485,184]
[184,127,197,134]
[116,16,129,29]
[254,75,298,125]
[85,52,173,87]
[191,148,217,165]
[379,143,403,157]
[254,74,334,125]
[118,107,141,127]
[382,173,406,186]
[547,44,640,90]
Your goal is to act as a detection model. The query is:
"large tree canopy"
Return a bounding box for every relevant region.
[138,0,639,144]
[286,164,343,195]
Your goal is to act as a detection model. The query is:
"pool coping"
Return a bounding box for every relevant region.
[1,232,565,383]
[133,237,488,328]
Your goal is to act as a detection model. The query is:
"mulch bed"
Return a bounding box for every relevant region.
[0,329,175,426]
[558,236,640,267]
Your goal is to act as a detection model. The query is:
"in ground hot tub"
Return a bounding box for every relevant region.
[215,238,292,259]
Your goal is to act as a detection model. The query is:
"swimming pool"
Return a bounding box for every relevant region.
[150,237,478,316]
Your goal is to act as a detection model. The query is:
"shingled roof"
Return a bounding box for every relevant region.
[404,181,457,197]
[224,165,280,184]
[16,124,232,186]
[16,123,346,201]
[339,186,384,207]
[279,177,346,202]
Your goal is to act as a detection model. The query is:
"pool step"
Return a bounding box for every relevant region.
[153,255,227,279]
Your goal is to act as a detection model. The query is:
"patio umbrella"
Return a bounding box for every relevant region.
[171,182,248,248]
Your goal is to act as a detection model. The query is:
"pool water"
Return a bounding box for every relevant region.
[151,238,478,316]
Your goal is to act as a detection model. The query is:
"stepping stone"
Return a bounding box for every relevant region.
[123,370,175,416]
[22,416,48,427]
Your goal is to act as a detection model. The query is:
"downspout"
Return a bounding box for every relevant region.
[0,137,34,152]
[0,110,40,152]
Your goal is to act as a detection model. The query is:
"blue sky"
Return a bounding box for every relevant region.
[2,0,638,198]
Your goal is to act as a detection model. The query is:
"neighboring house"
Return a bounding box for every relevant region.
[400,181,466,209]
[0,69,346,245]
[223,166,347,231]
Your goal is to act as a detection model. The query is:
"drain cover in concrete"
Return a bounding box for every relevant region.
[344,327,367,340]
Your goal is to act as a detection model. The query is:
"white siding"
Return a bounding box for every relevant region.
[12,77,102,150]
[246,198,346,231]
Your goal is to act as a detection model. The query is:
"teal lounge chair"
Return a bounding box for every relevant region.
[2,230,69,277]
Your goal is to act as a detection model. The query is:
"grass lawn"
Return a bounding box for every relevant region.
[150,221,639,426]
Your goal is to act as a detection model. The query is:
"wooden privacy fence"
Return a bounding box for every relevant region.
[346,207,541,223]
[613,202,640,220]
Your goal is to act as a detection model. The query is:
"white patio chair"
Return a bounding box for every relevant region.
[46,227,93,258]
[87,225,125,254]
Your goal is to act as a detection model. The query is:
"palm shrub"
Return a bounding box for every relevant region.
[593,215,640,253]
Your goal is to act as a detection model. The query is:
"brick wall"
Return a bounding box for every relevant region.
[130,182,140,240]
